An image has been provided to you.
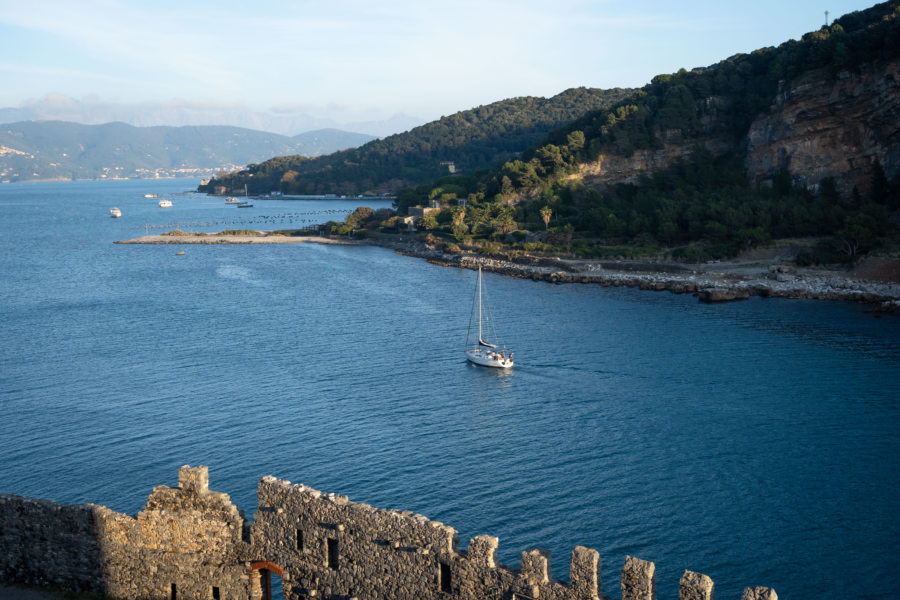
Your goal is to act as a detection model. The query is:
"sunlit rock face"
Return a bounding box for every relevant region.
[570,58,899,197]
[745,60,900,196]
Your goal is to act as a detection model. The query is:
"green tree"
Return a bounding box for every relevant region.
[416,215,438,230]
[566,130,586,155]
[451,206,467,226]
[345,206,374,228]
[869,159,890,205]
[835,212,879,258]
[540,206,552,229]
[452,223,469,239]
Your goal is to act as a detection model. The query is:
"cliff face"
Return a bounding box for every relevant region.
[571,59,900,195]
[572,97,737,187]
[573,135,731,188]
[745,59,900,196]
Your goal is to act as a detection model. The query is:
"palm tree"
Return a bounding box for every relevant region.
[540,206,552,230]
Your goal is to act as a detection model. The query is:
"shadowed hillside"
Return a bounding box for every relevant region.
[199,87,633,196]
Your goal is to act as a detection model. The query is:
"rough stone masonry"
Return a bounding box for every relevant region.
[0,466,778,600]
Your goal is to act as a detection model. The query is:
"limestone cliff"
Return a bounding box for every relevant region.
[745,60,900,195]
[572,134,732,188]
[570,58,900,196]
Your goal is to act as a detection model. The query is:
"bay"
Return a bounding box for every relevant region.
[1,179,898,599]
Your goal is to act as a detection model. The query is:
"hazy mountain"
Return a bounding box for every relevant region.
[0,95,424,138]
[0,121,375,182]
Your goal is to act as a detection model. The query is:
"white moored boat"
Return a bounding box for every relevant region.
[465,266,513,368]
[158,199,173,207]
[109,207,122,218]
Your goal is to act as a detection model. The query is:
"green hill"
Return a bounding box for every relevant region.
[372,2,900,263]
[0,121,374,182]
[198,87,633,196]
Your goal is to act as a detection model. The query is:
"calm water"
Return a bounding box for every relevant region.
[1,179,898,599]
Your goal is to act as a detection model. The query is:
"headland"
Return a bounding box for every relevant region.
[115,231,900,309]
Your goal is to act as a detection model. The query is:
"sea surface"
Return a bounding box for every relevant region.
[1,179,898,599]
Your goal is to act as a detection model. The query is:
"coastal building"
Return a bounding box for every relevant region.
[407,206,440,218]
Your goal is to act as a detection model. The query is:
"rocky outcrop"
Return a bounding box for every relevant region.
[697,288,751,303]
[575,143,699,188]
[420,252,900,304]
[746,60,900,196]
[573,126,734,188]
[567,58,899,196]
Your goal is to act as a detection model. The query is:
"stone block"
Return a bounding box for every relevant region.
[468,535,498,569]
[679,570,714,600]
[521,548,551,585]
[742,586,778,600]
[621,556,656,600]
[179,465,209,494]
[568,545,600,599]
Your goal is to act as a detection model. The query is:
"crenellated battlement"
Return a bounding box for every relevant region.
[0,466,778,600]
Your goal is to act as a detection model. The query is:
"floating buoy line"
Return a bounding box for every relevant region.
[128,209,355,232]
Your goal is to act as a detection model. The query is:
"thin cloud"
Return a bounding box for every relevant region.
[0,0,880,122]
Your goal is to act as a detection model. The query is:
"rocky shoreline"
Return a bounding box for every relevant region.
[408,248,900,309]
[115,232,900,310]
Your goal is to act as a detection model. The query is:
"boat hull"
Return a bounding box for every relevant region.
[466,349,513,368]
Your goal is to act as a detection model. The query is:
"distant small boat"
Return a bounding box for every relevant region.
[465,266,513,368]
[175,251,185,256]
[109,207,122,218]
[225,197,240,204]
[237,184,252,207]
[144,193,158,198]
[158,199,173,208]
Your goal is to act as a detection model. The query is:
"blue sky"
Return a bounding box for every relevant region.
[0,0,882,125]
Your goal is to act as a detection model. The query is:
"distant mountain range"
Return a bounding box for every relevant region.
[0,95,423,138]
[0,121,375,182]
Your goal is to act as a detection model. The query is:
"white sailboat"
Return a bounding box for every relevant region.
[465,266,514,368]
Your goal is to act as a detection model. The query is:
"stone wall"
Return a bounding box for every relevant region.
[0,466,779,600]
[0,495,104,593]
[0,466,253,600]
[249,472,778,600]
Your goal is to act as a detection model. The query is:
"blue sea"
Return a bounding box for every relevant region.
[1,179,898,599]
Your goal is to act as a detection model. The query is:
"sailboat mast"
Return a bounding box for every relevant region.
[478,267,483,342]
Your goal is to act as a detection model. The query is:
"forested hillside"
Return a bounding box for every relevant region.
[198,87,632,195]
[385,1,900,263]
